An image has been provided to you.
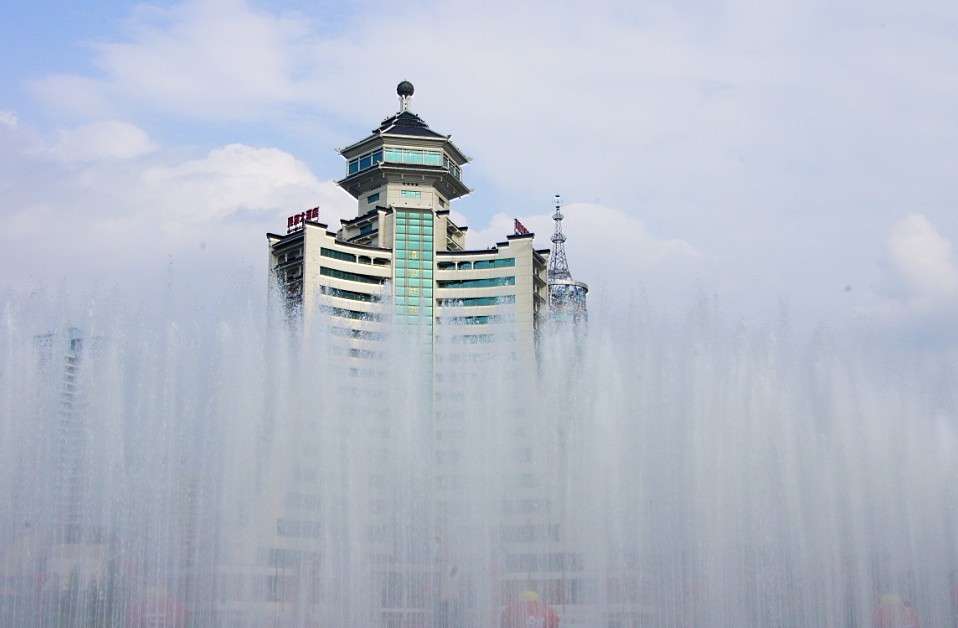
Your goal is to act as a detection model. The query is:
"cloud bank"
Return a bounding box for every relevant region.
[0,117,354,304]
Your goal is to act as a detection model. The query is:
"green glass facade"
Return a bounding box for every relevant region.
[393,210,435,335]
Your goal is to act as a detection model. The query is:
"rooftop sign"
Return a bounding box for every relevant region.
[288,207,319,233]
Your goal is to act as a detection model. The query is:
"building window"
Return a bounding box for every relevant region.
[400,190,421,199]
[321,247,357,263]
[437,276,516,289]
[451,333,497,344]
[320,266,386,285]
[473,258,515,269]
[442,154,461,179]
[438,197,446,207]
[438,295,516,307]
[367,192,380,204]
[277,519,323,539]
[285,493,322,511]
[319,286,381,303]
[320,305,382,321]
[348,149,383,176]
[330,326,384,341]
[349,348,381,359]
[499,524,560,543]
[384,146,442,167]
[439,315,502,325]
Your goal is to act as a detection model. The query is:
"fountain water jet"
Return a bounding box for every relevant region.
[1,291,956,626]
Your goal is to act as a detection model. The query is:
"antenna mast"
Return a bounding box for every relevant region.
[548,194,570,282]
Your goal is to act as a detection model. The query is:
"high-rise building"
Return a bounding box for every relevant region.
[258,83,596,627]
[1,329,111,621]
[267,82,550,362]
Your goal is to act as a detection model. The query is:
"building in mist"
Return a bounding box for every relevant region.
[257,83,600,626]
[34,327,91,545]
[0,328,111,623]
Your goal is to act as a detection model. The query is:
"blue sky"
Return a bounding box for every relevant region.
[2,0,957,344]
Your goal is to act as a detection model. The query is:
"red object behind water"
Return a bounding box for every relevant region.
[500,599,560,628]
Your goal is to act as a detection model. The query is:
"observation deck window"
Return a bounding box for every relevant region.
[383,146,461,180]
[442,154,461,179]
[347,149,383,175]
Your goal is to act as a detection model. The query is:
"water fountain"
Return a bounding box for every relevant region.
[1,288,956,626]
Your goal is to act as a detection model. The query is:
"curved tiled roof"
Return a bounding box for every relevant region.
[375,111,446,139]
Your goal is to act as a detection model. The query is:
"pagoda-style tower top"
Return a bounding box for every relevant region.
[336,82,471,206]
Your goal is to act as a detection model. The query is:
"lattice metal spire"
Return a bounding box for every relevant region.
[548,194,570,281]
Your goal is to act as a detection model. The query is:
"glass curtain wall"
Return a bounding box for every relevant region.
[393,209,435,337]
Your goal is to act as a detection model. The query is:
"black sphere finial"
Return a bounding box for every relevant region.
[397,80,415,97]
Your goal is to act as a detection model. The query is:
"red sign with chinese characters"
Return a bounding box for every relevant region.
[513,218,530,235]
[288,207,319,233]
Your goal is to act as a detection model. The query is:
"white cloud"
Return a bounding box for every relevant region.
[889,214,958,303]
[0,111,17,128]
[880,213,958,310]
[859,214,958,342]
[0,122,354,301]
[30,0,310,120]
[28,74,118,121]
[469,203,699,262]
[467,202,704,310]
[145,144,329,221]
[49,120,157,162]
